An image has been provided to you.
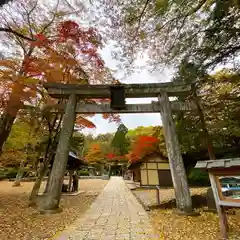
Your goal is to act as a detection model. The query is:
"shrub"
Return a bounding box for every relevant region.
[188,168,210,186]
[5,168,19,179]
[0,168,29,179]
[78,170,89,176]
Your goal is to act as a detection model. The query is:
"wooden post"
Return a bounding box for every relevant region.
[209,173,228,239]
[158,92,192,213]
[156,185,160,205]
[68,170,73,192]
[41,94,77,213]
[108,164,111,179]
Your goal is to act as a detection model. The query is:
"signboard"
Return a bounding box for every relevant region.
[195,158,240,239]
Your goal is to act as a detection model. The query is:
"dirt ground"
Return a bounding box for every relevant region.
[0,179,108,240]
[133,187,240,240]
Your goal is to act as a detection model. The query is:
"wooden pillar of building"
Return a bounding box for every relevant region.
[41,94,77,213]
[158,92,192,213]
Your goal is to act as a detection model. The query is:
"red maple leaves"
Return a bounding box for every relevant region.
[29,20,104,69]
[106,152,116,160]
[128,136,159,163]
[106,153,126,162]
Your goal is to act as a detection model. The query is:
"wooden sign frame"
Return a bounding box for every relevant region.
[195,159,240,239]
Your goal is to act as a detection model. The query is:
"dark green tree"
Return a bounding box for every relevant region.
[111,124,130,156]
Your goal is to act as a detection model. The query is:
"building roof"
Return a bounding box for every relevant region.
[128,152,168,169]
[195,158,240,170]
[68,151,87,168]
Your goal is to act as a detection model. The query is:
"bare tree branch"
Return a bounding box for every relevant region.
[39,0,60,34]
[131,0,151,41]
[0,27,35,41]
[22,0,39,38]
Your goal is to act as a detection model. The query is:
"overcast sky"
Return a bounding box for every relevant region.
[83,41,174,136]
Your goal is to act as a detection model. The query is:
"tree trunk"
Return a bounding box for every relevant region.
[158,92,192,213]
[12,158,25,187]
[29,159,50,204]
[0,109,19,154]
[0,48,34,153]
[29,162,46,203]
[41,94,76,212]
[192,84,216,160]
[44,170,51,193]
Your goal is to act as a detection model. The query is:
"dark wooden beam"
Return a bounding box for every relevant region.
[45,101,196,114]
[43,82,191,98]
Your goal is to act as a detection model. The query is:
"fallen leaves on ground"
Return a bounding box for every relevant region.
[0,179,108,240]
[150,208,240,240]
[133,187,240,239]
[133,187,208,207]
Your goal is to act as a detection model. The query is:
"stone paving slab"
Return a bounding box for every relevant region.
[53,177,159,240]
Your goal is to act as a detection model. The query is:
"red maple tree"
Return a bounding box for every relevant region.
[127,135,159,163]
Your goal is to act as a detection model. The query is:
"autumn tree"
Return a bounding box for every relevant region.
[85,143,107,175]
[175,69,240,159]
[127,125,167,156]
[0,0,70,153]
[0,120,43,168]
[127,135,160,163]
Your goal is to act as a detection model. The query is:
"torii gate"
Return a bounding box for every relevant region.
[41,82,196,214]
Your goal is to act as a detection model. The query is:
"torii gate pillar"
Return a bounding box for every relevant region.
[40,94,77,213]
[159,92,192,213]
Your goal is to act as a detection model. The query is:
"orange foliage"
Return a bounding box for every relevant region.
[0,19,120,129]
[127,136,159,163]
[75,116,96,129]
[102,113,121,123]
[85,143,103,163]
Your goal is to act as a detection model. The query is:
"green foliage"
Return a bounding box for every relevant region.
[78,169,89,176]
[155,0,169,15]
[174,66,240,156]
[0,167,29,179]
[0,120,43,167]
[111,124,130,156]
[188,168,210,186]
[103,0,240,71]
[70,132,85,156]
[3,120,40,151]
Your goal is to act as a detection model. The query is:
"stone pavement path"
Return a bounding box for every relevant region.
[53,177,159,240]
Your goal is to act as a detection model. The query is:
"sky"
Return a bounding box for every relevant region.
[82,41,174,136]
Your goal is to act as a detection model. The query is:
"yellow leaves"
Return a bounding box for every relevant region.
[135,187,240,240]
[85,143,104,163]
[44,69,63,83]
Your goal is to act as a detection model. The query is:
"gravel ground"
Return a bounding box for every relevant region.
[0,179,108,240]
